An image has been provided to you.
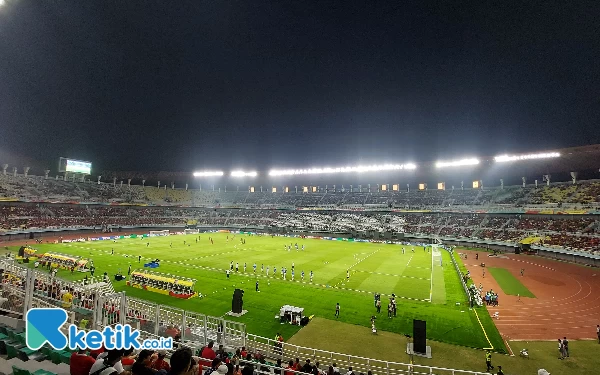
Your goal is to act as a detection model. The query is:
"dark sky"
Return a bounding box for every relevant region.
[1,1,599,173]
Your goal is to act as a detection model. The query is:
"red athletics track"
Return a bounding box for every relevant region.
[461,249,600,341]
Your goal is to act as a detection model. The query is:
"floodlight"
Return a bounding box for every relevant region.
[231,171,257,177]
[435,158,479,168]
[268,163,416,176]
[494,152,560,162]
[193,171,224,177]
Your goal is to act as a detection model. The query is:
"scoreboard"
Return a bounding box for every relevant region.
[58,157,92,175]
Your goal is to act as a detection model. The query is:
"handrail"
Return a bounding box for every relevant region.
[245,334,491,375]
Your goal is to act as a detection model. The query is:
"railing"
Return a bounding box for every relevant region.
[446,250,472,306]
[0,259,248,352]
[29,294,76,325]
[0,283,26,318]
[245,334,491,375]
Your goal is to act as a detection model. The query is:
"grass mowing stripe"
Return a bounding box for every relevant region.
[8,235,501,350]
[488,267,536,298]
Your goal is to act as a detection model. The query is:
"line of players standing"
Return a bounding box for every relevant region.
[226,259,314,283]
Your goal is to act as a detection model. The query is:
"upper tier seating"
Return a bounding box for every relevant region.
[2,173,600,209]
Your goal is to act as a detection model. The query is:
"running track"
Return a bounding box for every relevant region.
[462,249,600,341]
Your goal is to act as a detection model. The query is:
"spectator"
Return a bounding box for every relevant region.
[151,350,171,372]
[201,342,217,361]
[204,358,222,375]
[95,349,127,375]
[169,347,200,375]
[231,350,240,366]
[285,360,295,375]
[216,365,228,375]
[88,349,124,375]
[132,350,162,375]
[120,348,136,370]
[215,344,226,359]
[69,349,95,375]
[274,359,283,375]
[89,346,105,359]
[165,325,180,338]
[301,360,312,373]
[312,362,322,375]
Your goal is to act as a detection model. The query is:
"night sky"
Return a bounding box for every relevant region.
[1,1,599,173]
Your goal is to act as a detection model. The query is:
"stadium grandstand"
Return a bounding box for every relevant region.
[1,146,600,261]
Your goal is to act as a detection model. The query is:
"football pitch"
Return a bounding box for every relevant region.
[20,233,504,350]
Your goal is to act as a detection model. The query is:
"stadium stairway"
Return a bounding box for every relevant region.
[80,280,116,296]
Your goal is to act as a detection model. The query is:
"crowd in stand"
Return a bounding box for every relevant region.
[0,267,97,311]
[1,171,600,254]
[2,172,600,208]
[69,339,385,375]
[2,203,599,253]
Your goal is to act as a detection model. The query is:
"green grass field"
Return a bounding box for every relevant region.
[12,233,505,351]
[289,318,596,375]
[488,267,536,298]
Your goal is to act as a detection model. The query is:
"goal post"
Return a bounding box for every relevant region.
[184,228,200,235]
[149,230,170,237]
[430,244,443,266]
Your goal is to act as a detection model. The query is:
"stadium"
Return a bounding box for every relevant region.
[2,2,600,375]
[1,145,599,375]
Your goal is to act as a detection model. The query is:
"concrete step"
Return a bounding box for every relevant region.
[3,356,70,375]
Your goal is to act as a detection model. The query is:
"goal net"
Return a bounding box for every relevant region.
[149,230,170,237]
[184,228,199,235]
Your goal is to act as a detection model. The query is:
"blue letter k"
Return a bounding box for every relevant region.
[26,308,68,350]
